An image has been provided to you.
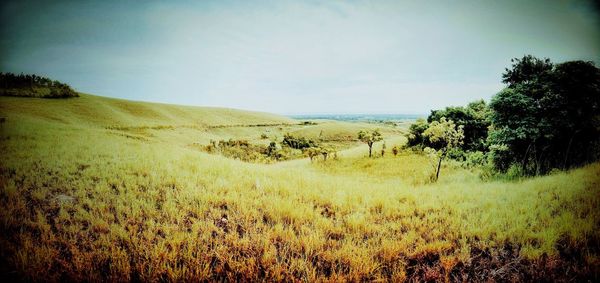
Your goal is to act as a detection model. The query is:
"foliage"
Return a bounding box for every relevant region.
[0,72,79,98]
[204,139,272,163]
[427,100,491,151]
[357,129,383,157]
[282,133,318,150]
[488,56,600,175]
[406,118,429,148]
[463,151,487,168]
[408,100,490,156]
[423,118,464,181]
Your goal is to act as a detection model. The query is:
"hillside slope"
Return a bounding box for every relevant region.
[0,93,295,128]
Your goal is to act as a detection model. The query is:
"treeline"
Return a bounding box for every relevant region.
[0,72,78,98]
[407,55,600,177]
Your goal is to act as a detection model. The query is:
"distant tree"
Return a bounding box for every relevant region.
[0,72,78,98]
[423,118,464,181]
[357,129,383,158]
[406,119,430,148]
[320,146,334,161]
[381,142,386,157]
[282,133,317,150]
[305,147,320,162]
[392,145,399,156]
[266,142,281,160]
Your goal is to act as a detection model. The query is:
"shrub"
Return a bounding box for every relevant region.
[463,151,486,168]
[282,133,318,150]
[505,164,524,180]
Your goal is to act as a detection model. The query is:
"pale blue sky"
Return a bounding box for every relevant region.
[1,0,599,114]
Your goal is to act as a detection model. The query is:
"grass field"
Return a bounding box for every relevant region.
[0,94,598,281]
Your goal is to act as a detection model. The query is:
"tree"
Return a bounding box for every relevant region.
[357,129,383,158]
[0,72,78,98]
[427,100,491,152]
[488,56,600,174]
[407,119,429,148]
[266,142,282,160]
[282,133,317,150]
[320,146,334,161]
[392,146,399,156]
[423,118,464,181]
[304,147,320,162]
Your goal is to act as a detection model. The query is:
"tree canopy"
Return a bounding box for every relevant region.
[408,100,490,152]
[488,56,600,174]
[358,129,383,158]
[0,72,78,98]
[423,117,464,181]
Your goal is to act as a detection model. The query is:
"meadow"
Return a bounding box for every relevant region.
[0,94,598,281]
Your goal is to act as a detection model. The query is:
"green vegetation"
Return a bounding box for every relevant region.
[357,129,383,157]
[282,133,318,150]
[427,100,490,152]
[407,56,600,179]
[0,72,78,98]
[423,118,464,181]
[489,56,600,175]
[203,139,277,163]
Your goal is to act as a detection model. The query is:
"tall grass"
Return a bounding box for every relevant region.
[0,96,598,281]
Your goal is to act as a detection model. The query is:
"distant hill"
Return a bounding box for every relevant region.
[0,72,78,98]
[0,93,296,128]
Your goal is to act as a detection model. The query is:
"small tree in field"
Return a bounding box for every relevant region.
[358,129,383,158]
[392,146,399,156]
[305,147,320,162]
[320,146,334,161]
[423,118,464,181]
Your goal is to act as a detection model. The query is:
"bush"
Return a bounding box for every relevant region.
[203,138,308,163]
[282,133,318,150]
[505,164,524,180]
[463,151,486,168]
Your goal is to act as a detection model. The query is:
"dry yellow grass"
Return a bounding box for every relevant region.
[0,95,598,281]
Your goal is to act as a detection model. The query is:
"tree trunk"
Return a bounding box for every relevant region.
[563,133,575,170]
[435,149,447,181]
[522,142,533,171]
[368,143,373,157]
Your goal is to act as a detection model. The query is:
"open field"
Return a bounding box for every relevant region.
[0,95,599,281]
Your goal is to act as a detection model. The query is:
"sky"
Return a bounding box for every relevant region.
[1,0,599,114]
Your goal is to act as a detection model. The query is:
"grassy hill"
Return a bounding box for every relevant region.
[0,94,598,281]
[0,93,295,127]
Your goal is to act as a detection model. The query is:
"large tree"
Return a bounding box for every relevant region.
[488,56,600,174]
